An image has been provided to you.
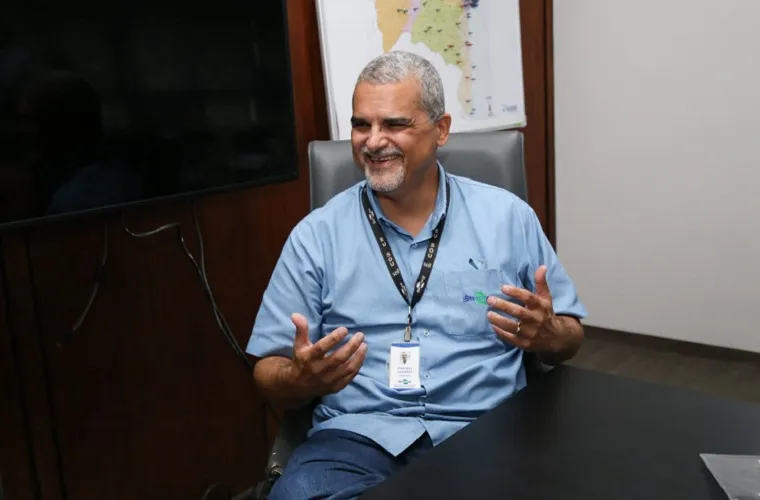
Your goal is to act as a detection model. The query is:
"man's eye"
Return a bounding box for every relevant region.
[352,123,369,130]
[387,123,406,130]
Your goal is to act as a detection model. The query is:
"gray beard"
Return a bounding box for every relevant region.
[364,163,406,193]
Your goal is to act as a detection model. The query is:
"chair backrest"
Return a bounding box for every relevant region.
[308,130,526,210]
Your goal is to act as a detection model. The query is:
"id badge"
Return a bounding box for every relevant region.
[388,342,421,389]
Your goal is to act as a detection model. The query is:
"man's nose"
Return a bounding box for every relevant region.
[365,125,388,151]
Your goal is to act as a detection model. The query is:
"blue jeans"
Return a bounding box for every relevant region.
[268,429,433,500]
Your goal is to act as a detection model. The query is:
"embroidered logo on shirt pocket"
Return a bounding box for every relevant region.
[442,268,505,336]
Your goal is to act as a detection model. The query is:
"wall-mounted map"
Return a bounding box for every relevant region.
[316,0,526,140]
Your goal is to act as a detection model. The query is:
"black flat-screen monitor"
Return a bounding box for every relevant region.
[0,0,297,229]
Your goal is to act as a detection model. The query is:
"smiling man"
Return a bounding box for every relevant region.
[247,51,587,500]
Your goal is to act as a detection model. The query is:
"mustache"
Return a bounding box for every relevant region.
[362,147,402,158]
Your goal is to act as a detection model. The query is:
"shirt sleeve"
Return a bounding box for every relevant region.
[521,207,588,319]
[246,219,324,359]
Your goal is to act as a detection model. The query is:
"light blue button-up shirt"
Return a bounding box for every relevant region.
[247,164,587,457]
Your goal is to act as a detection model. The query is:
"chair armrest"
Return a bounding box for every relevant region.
[523,352,553,385]
[265,403,315,480]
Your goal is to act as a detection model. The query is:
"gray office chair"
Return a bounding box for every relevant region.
[250,130,539,499]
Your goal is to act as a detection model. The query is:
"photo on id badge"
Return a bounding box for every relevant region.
[388,341,421,389]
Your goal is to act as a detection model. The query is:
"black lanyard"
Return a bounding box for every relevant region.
[361,178,451,342]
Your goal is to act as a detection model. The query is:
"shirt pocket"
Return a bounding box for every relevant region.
[440,268,506,337]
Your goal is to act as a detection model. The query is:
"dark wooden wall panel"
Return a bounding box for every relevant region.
[519,0,551,236]
[0,245,37,500]
[545,0,557,245]
[1,234,64,500]
[25,203,273,500]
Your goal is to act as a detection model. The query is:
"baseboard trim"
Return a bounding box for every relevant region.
[583,325,760,365]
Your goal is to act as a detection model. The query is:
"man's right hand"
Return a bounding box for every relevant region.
[290,313,368,398]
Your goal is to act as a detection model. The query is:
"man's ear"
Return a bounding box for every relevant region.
[436,113,452,147]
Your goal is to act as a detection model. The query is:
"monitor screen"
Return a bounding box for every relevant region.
[0,0,297,229]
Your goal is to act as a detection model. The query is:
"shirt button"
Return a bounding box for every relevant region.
[423,331,429,337]
[424,372,431,379]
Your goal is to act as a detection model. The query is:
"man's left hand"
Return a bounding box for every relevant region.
[486,265,563,353]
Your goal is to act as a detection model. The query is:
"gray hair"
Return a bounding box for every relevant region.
[356,51,445,122]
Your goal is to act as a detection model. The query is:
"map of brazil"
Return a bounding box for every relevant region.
[316,0,525,140]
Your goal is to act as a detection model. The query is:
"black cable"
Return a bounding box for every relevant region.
[121,210,251,372]
[190,204,251,368]
[68,209,283,432]
[121,209,283,428]
[186,207,285,428]
[63,221,109,344]
[64,210,284,500]
[200,482,232,500]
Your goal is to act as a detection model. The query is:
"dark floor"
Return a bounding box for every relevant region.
[567,326,760,404]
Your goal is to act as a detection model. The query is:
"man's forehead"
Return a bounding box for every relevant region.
[352,80,424,116]
[355,78,420,92]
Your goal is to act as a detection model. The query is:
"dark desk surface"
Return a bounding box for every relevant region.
[363,366,760,500]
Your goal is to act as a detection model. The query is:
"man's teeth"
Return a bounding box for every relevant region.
[369,155,399,161]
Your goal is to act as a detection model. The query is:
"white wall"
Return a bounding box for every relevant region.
[553,1,760,353]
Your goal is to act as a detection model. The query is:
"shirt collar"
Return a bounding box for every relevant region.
[366,161,449,227]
